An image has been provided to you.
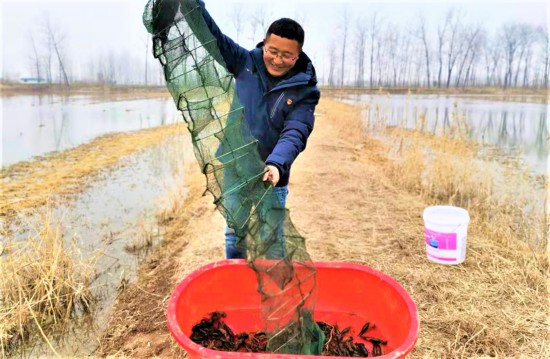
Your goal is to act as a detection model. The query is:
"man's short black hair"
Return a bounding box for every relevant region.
[266,18,304,47]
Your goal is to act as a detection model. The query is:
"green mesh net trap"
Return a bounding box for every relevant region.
[143,0,324,354]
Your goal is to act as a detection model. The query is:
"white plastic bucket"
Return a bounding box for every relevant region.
[422,206,470,265]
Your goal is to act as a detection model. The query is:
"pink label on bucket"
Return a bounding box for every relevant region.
[425,229,457,250]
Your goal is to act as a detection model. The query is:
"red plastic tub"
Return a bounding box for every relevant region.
[167,260,419,358]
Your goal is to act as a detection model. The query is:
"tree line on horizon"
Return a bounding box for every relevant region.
[7,6,549,90]
[322,8,548,89]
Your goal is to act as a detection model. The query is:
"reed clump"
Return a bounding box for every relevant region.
[0,208,97,357]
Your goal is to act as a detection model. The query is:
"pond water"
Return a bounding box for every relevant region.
[1,95,180,166]
[337,94,548,175]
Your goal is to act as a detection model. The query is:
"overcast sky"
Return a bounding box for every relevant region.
[1,0,547,80]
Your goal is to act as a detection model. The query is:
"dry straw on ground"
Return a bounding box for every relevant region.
[301,99,548,358]
[0,207,96,357]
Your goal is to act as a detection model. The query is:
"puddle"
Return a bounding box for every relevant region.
[336,93,548,176]
[1,95,179,167]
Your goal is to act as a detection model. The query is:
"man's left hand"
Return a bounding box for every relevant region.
[262,165,280,187]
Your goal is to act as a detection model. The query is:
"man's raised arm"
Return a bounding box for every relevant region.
[180,0,248,75]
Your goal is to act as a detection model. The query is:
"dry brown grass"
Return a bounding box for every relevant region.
[93,97,549,358]
[0,206,97,357]
[295,98,548,358]
[124,220,159,254]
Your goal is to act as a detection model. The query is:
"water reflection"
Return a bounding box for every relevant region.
[2,95,180,166]
[340,94,548,175]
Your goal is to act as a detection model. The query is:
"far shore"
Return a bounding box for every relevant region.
[0,82,172,99]
[1,82,548,103]
[321,85,549,104]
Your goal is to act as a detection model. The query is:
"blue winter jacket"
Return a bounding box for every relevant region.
[197,0,320,187]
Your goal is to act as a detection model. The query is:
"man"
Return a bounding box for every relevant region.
[193,1,321,259]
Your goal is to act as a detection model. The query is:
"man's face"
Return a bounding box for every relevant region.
[262,34,301,77]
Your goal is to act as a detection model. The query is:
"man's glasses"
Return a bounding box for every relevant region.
[263,46,299,63]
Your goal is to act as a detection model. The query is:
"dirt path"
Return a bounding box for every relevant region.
[98,98,548,358]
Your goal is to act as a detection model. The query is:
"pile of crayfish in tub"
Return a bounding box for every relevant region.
[190,311,388,357]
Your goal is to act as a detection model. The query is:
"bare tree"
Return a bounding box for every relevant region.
[368,12,381,88]
[230,5,244,43]
[513,24,535,87]
[376,27,387,86]
[416,13,431,87]
[43,16,69,85]
[463,30,485,87]
[444,9,465,88]
[385,24,399,86]
[107,51,117,84]
[400,29,413,86]
[436,9,453,87]
[482,36,503,86]
[28,31,41,80]
[501,23,521,89]
[355,18,368,87]
[454,25,482,87]
[412,46,425,87]
[44,33,53,83]
[249,17,259,44]
[144,37,149,85]
[96,54,106,84]
[339,8,350,87]
[539,26,549,88]
[83,57,95,83]
[251,7,271,43]
[327,40,337,86]
[521,44,533,87]
[101,53,114,84]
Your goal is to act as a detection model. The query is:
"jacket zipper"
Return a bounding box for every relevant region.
[270,91,286,119]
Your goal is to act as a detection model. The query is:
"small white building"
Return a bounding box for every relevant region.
[19,77,47,84]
